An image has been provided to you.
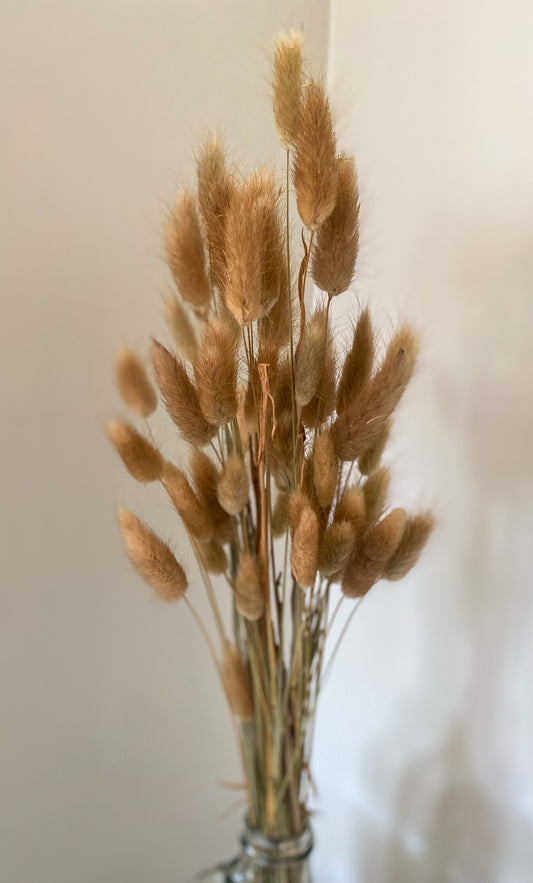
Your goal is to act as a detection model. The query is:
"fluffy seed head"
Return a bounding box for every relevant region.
[164,189,211,317]
[301,316,337,428]
[217,453,249,515]
[272,490,290,538]
[152,341,216,447]
[107,420,163,483]
[115,347,157,418]
[198,538,228,575]
[234,552,264,621]
[117,507,187,601]
[163,296,199,362]
[336,307,374,415]
[333,324,418,462]
[363,508,407,568]
[272,30,304,147]
[385,512,435,581]
[163,462,213,541]
[295,308,328,407]
[363,466,391,527]
[312,154,360,296]
[293,79,337,230]
[318,520,355,577]
[291,504,319,588]
[194,318,238,425]
[313,430,338,508]
[222,646,254,721]
[358,421,391,476]
[189,449,233,544]
[196,133,235,289]
[334,485,366,531]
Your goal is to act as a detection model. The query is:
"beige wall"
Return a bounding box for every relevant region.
[311,1,533,881]
[0,3,329,881]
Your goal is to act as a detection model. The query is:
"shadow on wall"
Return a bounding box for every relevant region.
[354,215,533,882]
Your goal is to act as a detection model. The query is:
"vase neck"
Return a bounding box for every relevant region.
[241,820,313,868]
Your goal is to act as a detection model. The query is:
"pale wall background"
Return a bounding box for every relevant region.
[312,1,533,881]
[2,1,533,882]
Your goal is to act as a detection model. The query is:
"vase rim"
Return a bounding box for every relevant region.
[241,817,313,866]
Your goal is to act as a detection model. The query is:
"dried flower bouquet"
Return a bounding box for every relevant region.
[108,31,434,844]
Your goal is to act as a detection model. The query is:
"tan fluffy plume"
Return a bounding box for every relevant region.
[117,507,187,601]
[163,296,199,362]
[385,513,435,581]
[336,307,374,415]
[164,189,212,317]
[107,420,163,483]
[291,504,319,588]
[194,318,238,426]
[234,552,265,621]
[217,453,249,515]
[293,79,337,230]
[295,308,328,407]
[196,133,235,290]
[152,340,216,447]
[163,462,213,541]
[313,430,338,508]
[272,30,304,148]
[222,646,254,722]
[311,154,359,296]
[115,347,157,418]
[332,325,418,462]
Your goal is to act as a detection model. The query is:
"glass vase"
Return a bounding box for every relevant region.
[196,817,313,882]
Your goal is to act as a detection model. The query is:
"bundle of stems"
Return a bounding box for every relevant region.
[109,31,434,840]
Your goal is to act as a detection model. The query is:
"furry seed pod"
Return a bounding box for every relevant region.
[117,507,187,601]
[385,513,435,581]
[272,490,290,538]
[291,504,319,588]
[194,318,238,425]
[336,307,374,415]
[362,508,407,571]
[217,453,249,515]
[318,520,355,577]
[301,317,337,429]
[358,420,391,476]
[258,190,286,319]
[196,133,235,289]
[198,538,228,575]
[115,347,157,417]
[189,449,233,544]
[163,462,213,541]
[224,178,262,324]
[334,485,366,531]
[222,646,254,722]
[342,508,406,597]
[363,466,391,527]
[341,572,376,599]
[272,30,304,148]
[332,325,418,462]
[295,308,328,407]
[288,490,310,532]
[224,170,283,325]
[313,430,338,508]
[164,189,212,317]
[259,280,293,349]
[152,341,216,447]
[312,154,359,296]
[293,79,337,230]
[369,325,419,418]
[163,296,199,362]
[269,410,294,485]
[234,552,264,621]
[107,420,163,483]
